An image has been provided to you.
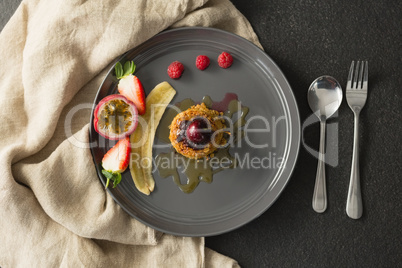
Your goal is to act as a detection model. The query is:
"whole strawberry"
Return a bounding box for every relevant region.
[218,52,233,69]
[167,61,184,79]
[195,55,210,70]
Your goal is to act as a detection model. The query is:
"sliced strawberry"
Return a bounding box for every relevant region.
[101,136,131,188]
[117,74,146,115]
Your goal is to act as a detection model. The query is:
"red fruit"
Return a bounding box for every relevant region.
[102,137,131,173]
[186,118,212,145]
[93,94,138,140]
[118,74,146,115]
[217,52,233,68]
[196,55,210,70]
[167,61,184,79]
[101,136,131,188]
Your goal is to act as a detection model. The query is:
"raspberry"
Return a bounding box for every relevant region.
[167,61,184,79]
[217,52,233,68]
[195,55,210,70]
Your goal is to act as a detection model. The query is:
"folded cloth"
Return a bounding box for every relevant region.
[0,0,260,266]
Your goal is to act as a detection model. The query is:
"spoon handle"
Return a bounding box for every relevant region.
[312,121,327,213]
[346,113,363,219]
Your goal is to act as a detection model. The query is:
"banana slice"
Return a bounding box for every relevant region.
[130,82,176,195]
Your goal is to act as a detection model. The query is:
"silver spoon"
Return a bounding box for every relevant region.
[308,76,343,213]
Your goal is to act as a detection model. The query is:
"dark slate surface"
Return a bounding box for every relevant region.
[1,1,401,267]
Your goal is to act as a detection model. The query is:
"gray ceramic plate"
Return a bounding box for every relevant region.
[89,27,300,236]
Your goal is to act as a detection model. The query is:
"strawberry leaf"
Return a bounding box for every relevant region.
[131,61,136,74]
[115,62,124,79]
[113,172,122,187]
[102,169,122,189]
[123,61,131,76]
[123,60,136,77]
[115,61,136,79]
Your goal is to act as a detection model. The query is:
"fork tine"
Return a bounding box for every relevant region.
[347,61,355,89]
[357,61,364,89]
[353,60,360,89]
[363,61,368,90]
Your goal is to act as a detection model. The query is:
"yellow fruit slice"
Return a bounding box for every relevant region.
[129,81,176,195]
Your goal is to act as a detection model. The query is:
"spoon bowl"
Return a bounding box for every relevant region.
[308,76,343,121]
[307,75,342,213]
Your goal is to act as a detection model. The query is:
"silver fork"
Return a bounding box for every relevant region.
[346,60,368,219]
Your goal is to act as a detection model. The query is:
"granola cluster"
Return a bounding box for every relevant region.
[169,103,227,159]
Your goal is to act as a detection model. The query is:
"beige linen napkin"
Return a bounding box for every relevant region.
[0,0,260,266]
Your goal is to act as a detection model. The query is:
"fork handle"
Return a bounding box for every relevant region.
[312,121,327,213]
[346,114,363,219]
